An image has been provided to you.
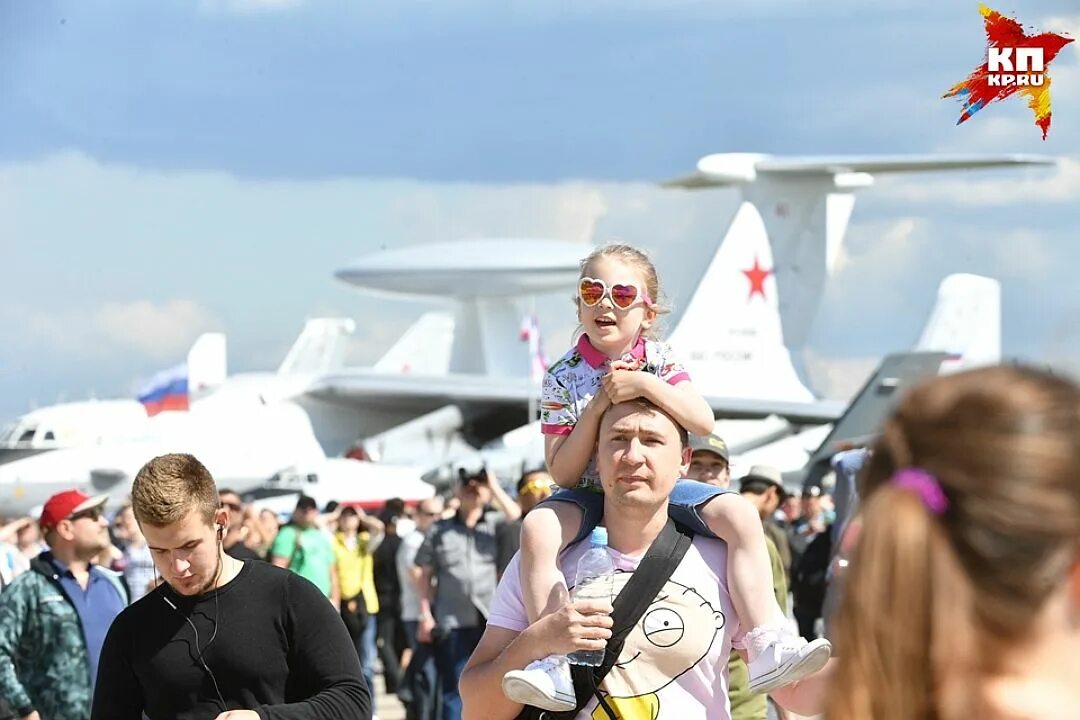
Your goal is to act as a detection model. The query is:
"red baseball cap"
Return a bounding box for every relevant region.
[39,490,108,532]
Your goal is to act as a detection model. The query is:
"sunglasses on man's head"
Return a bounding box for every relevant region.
[68,506,104,522]
[578,277,652,310]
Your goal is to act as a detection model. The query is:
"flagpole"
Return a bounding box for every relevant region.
[528,295,538,425]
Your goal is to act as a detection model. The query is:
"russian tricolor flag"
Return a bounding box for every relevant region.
[137,364,190,416]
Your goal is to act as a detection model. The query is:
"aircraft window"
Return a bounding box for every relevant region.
[43,431,56,441]
[17,429,35,444]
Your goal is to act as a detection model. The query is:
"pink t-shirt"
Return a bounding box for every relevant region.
[489,535,743,720]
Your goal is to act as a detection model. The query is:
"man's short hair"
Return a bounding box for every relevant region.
[602,398,689,447]
[132,453,220,528]
[295,495,318,512]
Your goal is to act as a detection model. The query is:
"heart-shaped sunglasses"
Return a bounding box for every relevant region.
[578,277,653,310]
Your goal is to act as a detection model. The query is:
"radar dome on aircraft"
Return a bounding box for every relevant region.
[335,239,585,297]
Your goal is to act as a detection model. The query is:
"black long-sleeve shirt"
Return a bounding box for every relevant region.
[92,560,370,720]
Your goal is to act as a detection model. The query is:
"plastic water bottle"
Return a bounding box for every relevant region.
[567,527,615,667]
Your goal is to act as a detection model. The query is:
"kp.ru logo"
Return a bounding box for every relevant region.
[944,5,1073,139]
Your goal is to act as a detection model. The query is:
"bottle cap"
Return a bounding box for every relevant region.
[590,526,608,547]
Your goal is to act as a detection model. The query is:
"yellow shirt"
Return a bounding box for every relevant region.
[333,531,380,615]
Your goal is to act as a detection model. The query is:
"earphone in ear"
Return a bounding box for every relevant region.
[216,524,225,540]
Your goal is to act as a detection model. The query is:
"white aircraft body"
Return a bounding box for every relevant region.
[0,318,429,513]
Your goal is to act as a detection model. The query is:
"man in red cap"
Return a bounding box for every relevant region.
[0,489,128,720]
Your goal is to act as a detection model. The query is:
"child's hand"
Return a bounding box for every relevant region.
[601,369,653,404]
[609,358,643,373]
[588,388,613,414]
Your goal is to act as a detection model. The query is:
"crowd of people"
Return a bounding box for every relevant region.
[0,242,1077,720]
[0,466,547,720]
[0,419,853,720]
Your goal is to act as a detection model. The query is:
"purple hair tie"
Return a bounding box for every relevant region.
[890,467,949,516]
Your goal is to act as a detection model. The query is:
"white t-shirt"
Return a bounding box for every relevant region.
[489,534,743,720]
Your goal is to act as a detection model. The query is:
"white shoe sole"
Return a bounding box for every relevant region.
[748,638,832,694]
[502,672,577,712]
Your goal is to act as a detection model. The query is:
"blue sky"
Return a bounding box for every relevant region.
[1,0,1078,418]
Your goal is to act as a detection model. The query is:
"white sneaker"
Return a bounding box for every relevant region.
[502,654,577,712]
[746,636,832,694]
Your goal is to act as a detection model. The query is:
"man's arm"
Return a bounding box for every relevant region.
[90,613,144,720]
[485,470,521,522]
[256,574,371,720]
[270,526,295,569]
[412,566,435,643]
[329,555,341,610]
[0,518,30,545]
[359,512,385,551]
[0,579,35,719]
[412,527,438,642]
[459,626,533,720]
[460,599,613,720]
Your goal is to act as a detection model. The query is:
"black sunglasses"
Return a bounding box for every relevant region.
[69,506,104,522]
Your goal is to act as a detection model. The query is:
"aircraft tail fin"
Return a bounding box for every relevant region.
[915,273,1001,372]
[664,153,1052,351]
[666,201,816,404]
[187,333,227,396]
[374,312,455,374]
[277,318,356,376]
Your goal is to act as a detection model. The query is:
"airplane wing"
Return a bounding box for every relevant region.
[307,369,846,431]
[754,154,1056,175]
[701,396,846,424]
[663,153,1055,188]
[307,371,536,411]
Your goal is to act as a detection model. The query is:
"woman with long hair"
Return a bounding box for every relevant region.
[827,365,1080,719]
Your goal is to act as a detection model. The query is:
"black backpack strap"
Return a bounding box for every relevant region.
[514,518,694,720]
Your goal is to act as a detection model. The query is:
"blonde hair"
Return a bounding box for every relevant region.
[131,453,220,528]
[826,365,1080,720]
[576,243,669,340]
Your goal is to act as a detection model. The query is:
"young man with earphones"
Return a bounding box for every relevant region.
[91,453,371,720]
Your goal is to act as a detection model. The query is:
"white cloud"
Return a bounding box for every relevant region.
[1041,15,1080,47]
[825,216,930,315]
[94,300,222,362]
[10,300,221,365]
[877,157,1080,206]
[987,229,1055,277]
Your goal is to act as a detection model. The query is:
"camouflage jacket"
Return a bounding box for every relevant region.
[0,554,128,720]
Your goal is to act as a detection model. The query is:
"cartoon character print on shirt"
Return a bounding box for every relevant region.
[584,571,726,720]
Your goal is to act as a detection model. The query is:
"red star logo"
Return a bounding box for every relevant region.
[742,256,773,300]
